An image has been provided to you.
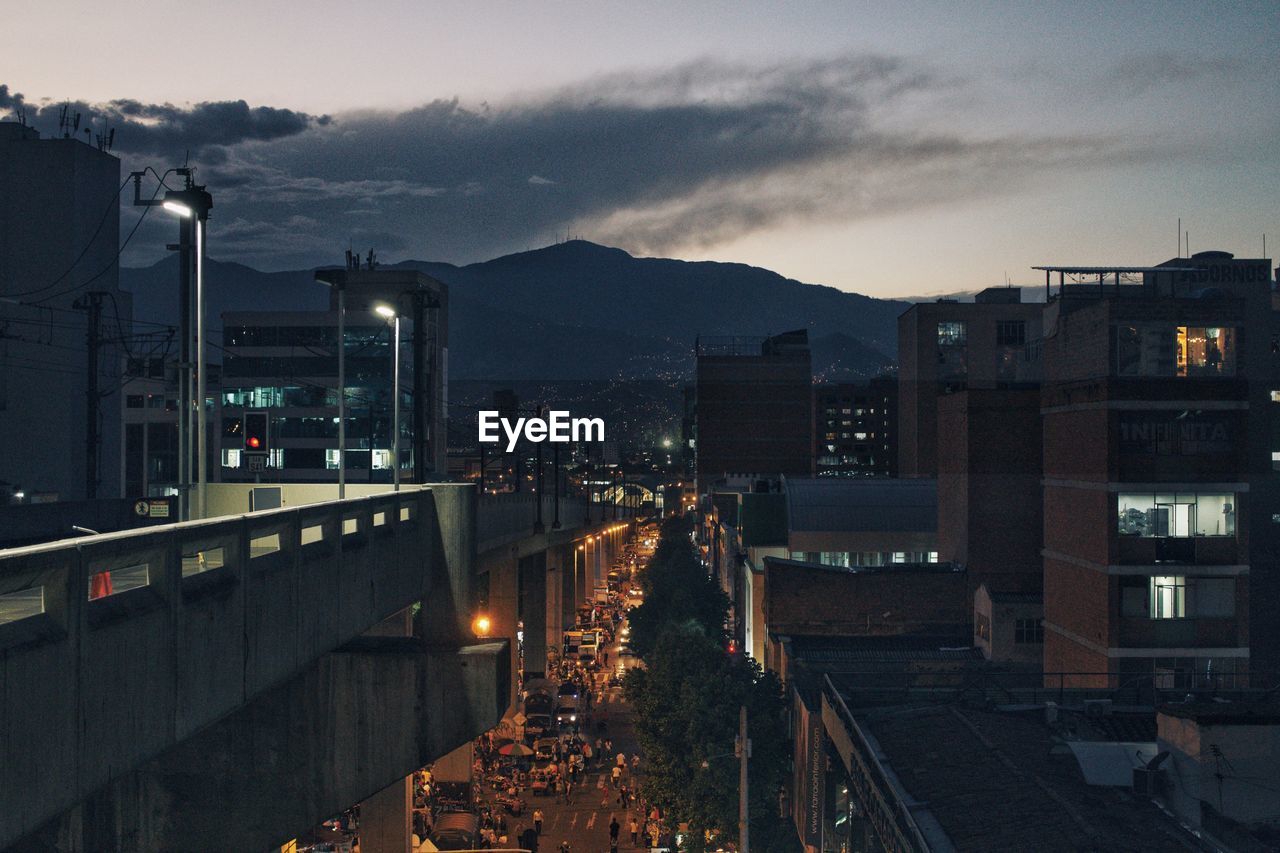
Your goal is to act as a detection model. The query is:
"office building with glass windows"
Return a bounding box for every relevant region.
[217,268,447,485]
[219,310,412,483]
[1038,251,1274,686]
[813,377,897,478]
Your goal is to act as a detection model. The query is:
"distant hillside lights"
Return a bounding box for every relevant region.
[478,410,604,452]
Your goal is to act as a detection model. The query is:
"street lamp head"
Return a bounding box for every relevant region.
[162,187,213,220]
[472,614,492,637]
[374,303,396,319]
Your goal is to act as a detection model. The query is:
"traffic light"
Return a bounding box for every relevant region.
[243,411,269,453]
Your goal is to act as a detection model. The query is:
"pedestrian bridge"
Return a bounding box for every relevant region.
[0,483,629,852]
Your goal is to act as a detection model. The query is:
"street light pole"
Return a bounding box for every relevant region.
[161,184,212,519]
[195,215,207,519]
[337,283,346,499]
[391,314,401,491]
[374,304,402,491]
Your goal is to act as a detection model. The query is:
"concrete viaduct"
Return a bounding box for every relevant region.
[0,483,634,852]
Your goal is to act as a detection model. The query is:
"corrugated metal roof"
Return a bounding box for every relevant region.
[784,477,937,533]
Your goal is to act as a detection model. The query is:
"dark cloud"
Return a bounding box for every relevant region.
[0,84,325,156]
[2,56,1171,269]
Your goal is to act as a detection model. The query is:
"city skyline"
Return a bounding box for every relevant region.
[3,0,1278,297]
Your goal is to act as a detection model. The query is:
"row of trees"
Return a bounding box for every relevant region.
[624,516,800,852]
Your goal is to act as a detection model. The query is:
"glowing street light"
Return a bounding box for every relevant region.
[162,186,212,520]
[472,614,492,637]
[373,303,401,490]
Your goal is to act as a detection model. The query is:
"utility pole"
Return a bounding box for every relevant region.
[552,440,561,529]
[738,704,750,853]
[74,292,105,500]
[535,403,545,531]
[411,289,425,483]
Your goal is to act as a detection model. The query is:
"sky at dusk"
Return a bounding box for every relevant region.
[3,0,1278,297]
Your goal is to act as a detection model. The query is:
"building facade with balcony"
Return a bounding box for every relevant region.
[1039,252,1273,688]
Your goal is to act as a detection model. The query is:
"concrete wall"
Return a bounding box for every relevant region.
[1159,709,1280,828]
[0,486,470,849]
[11,637,507,852]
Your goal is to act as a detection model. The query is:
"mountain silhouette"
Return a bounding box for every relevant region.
[121,240,905,380]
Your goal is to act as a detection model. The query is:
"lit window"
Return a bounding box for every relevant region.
[938,322,966,346]
[372,449,392,470]
[221,448,242,469]
[326,449,341,470]
[1177,327,1237,377]
[928,551,939,563]
[1117,492,1235,537]
[1150,576,1186,619]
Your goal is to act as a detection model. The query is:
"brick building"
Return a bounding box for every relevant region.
[694,330,813,494]
[1037,253,1272,687]
[897,287,1042,477]
[936,387,1043,598]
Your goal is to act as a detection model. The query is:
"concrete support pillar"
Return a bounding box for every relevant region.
[485,555,520,707]
[359,777,412,853]
[520,551,547,678]
[417,484,477,646]
[551,543,576,653]
[431,740,474,786]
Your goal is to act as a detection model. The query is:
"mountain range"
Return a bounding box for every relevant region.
[120,240,908,381]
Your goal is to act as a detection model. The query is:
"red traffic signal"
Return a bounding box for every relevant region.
[243,411,269,454]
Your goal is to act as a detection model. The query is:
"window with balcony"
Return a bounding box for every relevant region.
[1177,327,1237,377]
[1115,324,1237,377]
[1117,492,1236,537]
[1151,576,1185,619]
[1141,576,1234,620]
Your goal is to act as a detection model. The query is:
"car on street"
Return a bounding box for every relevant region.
[554,700,580,728]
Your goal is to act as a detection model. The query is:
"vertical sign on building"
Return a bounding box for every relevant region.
[804,708,826,849]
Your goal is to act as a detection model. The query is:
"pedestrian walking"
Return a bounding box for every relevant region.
[631,753,640,772]
[611,764,622,788]
[609,815,620,844]
[533,808,544,835]
[629,816,639,845]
